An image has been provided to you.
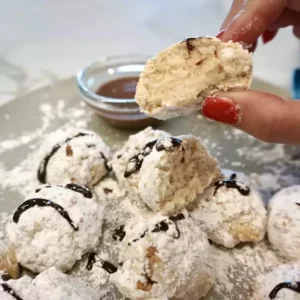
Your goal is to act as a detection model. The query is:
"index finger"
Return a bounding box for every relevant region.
[221,0,287,44]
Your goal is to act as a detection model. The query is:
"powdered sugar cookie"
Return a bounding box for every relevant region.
[268,185,300,260]
[191,173,267,248]
[37,128,111,187]
[0,275,35,300]
[254,264,300,300]
[136,37,252,120]
[111,212,214,300]
[138,135,221,213]
[6,184,104,273]
[34,267,98,300]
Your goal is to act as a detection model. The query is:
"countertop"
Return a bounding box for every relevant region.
[0,0,299,106]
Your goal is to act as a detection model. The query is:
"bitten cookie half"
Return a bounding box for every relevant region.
[136,37,253,120]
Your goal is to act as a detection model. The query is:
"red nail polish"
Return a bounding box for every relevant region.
[216,30,225,39]
[262,29,278,44]
[202,97,241,125]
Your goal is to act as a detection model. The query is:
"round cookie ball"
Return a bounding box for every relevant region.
[111,127,169,196]
[37,128,111,187]
[0,276,35,300]
[33,267,98,300]
[111,212,214,300]
[268,185,300,260]
[191,173,267,248]
[6,184,104,273]
[138,135,221,213]
[254,264,300,300]
[136,37,252,120]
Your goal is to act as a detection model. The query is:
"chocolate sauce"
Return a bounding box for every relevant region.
[124,138,182,178]
[269,282,300,299]
[86,253,117,274]
[13,198,79,231]
[37,132,90,184]
[184,38,196,54]
[35,184,93,199]
[65,183,93,198]
[155,137,182,152]
[100,152,111,172]
[124,140,157,178]
[214,173,250,196]
[0,283,23,300]
[130,213,185,245]
[0,274,11,281]
[112,225,126,241]
[96,77,139,99]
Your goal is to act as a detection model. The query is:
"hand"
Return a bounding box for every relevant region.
[220,0,300,46]
[201,0,300,144]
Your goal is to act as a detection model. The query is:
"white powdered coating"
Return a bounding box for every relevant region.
[191,179,267,248]
[34,267,98,300]
[268,185,300,260]
[211,241,284,299]
[139,135,221,213]
[254,264,300,300]
[0,276,35,300]
[6,185,104,273]
[37,128,111,187]
[111,127,169,201]
[111,212,214,300]
[136,37,252,120]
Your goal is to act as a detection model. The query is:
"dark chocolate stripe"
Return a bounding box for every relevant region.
[13,198,79,231]
[129,213,185,245]
[86,253,117,274]
[214,173,250,196]
[37,132,90,184]
[0,283,23,300]
[36,184,93,199]
[269,282,300,299]
[124,138,182,178]
[64,183,92,198]
[100,152,112,172]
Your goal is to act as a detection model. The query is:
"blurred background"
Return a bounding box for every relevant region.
[0,0,298,104]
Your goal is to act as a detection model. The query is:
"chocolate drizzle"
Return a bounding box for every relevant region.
[13,198,79,231]
[112,225,126,241]
[214,173,250,196]
[37,132,91,183]
[0,274,11,281]
[130,213,185,245]
[64,183,93,198]
[184,37,196,54]
[124,140,157,178]
[124,137,182,178]
[35,183,93,199]
[100,152,112,172]
[155,137,182,152]
[0,283,23,300]
[269,282,300,299]
[86,253,117,274]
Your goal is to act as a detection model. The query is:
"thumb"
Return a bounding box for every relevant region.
[202,90,300,144]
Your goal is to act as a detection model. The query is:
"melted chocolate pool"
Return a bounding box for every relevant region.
[95,77,139,99]
[13,198,79,231]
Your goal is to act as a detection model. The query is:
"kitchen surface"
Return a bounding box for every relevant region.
[0,0,299,105]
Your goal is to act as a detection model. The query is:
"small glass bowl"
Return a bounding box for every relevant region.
[77,54,159,129]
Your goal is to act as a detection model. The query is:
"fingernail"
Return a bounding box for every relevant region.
[216,30,225,39]
[262,29,278,44]
[202,97,241,125]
